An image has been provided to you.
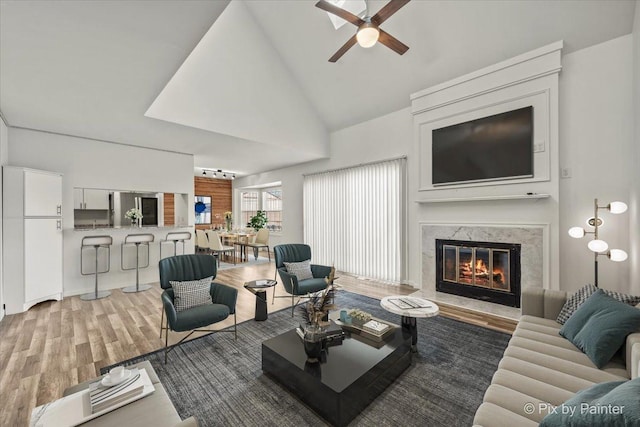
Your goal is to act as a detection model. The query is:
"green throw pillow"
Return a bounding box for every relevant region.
[540,377,640,426]
[559,289,640,368]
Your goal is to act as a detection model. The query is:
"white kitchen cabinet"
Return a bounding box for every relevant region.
[2,166,63,314]
[73,188,84,209]
[24,169,62,217]
[74,188,109,210]
[84,189,110,209]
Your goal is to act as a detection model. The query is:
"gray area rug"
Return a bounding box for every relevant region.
[106,292,510,426]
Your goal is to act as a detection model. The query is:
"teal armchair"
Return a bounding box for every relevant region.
[273,244,331,316]
[159,254,237,363]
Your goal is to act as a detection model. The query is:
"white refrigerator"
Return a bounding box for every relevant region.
[3,167,63,314]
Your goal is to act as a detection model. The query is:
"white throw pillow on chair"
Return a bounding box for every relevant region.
[284,260,313,281]
[170,276,213,311]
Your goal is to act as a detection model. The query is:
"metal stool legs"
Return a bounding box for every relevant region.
[122,242,152,293]
[80,243,111,301]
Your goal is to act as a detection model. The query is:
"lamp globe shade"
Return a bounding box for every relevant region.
[609,201,628,214]
[568,227,585,238]
[356,24,379,48]
[588,239,609,253]
[609,249,628,262]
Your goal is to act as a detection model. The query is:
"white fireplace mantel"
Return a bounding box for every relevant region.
[415,193,550,204]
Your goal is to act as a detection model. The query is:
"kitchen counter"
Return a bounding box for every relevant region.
[73,224,192,232]
[64,225,195,297]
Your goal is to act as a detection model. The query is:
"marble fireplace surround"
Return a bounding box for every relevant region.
[419,223,548,319]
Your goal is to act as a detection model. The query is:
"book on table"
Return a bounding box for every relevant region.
[253,280,273,287]
[30,367,154,427]
[362,320,390,334]
[89,368,144,413]
[296,320,345,341]
[333,314,397,344]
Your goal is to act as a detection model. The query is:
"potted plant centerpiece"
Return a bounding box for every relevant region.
[299,268,337,362]
[224,211,233,232]
[125,208,143,226]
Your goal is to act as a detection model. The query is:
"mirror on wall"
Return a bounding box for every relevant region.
[73,187,189,229]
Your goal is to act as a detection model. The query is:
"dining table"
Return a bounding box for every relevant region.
[218,231,255,262]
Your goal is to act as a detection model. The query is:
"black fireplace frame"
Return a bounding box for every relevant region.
[435,239,521,308]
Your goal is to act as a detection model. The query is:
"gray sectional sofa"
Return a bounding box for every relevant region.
[473,287,640,426]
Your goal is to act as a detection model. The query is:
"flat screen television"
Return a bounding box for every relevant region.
[432,106,533,186]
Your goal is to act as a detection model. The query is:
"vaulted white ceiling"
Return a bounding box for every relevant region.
[0,0,636,176]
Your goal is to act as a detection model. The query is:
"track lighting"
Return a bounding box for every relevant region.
[201,168,236,180]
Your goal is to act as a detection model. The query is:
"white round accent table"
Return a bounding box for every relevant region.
[380,296,439,352]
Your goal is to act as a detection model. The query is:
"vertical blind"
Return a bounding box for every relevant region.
[303,158,406,283]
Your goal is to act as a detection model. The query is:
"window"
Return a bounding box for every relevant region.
[194,195,211,224]
[240,191,258,227]
[240,187,283,232]
[262,188,282,232]
[303,158,406,283]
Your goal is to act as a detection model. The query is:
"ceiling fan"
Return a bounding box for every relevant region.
[315,0,410,63]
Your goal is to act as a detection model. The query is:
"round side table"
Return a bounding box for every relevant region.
[380,296,439,352]
[244,279,277,321]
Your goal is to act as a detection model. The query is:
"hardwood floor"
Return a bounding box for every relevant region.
[0,256,515,426]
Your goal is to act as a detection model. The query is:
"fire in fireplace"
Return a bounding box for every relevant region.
[436,239,521,308]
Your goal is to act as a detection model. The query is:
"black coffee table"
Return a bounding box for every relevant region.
[262,326,412,426]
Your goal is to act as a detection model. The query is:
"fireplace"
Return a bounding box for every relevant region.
[435,239,521,308]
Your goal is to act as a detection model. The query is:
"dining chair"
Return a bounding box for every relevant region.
[244,228,271,261]
[206,230,236,266]
[195,229,209,253]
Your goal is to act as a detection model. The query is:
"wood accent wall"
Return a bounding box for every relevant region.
[194,176,232,230]
[163,193,175,226]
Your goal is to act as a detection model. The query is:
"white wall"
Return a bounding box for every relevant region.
[630,1,640,294]
[146,0,328,158]
[236,35,636,295]
[0,117,8,320]
[7,128,195,296]
[559,35,634,293]
[233,107,412,258]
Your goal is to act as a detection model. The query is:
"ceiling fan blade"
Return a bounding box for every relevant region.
[315,0,364,27]
[377,29,409,55]
[329,35,358,62]
[371,0,410,26]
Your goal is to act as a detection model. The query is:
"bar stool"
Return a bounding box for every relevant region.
[121,233,154,293]
[160,231,192,259]
[80,235,113,301]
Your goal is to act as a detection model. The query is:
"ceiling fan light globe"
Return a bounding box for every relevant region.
[356,25,379,48]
